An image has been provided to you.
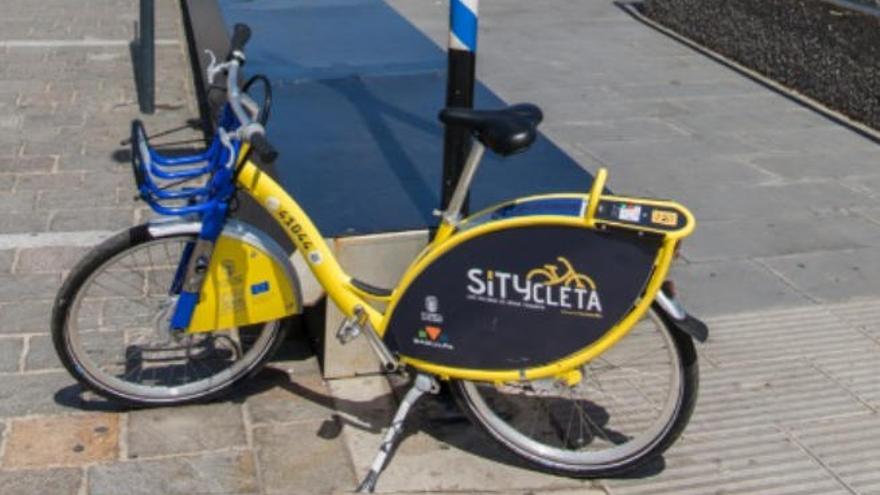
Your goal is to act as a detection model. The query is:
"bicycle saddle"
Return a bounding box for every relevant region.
[439,103,543,156]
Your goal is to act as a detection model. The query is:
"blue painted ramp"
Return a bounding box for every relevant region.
[218,0,592,236]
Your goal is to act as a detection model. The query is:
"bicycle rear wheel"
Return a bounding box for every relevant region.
[451,308,697,476]
[52,225,286,406]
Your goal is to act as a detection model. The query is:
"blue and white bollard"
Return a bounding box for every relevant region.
[448,0,478,52]
[441,0,479,215]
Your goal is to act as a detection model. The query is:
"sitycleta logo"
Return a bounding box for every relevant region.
[466,256,603,318]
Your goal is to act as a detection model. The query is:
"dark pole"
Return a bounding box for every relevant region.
[440,0,478,214]
[139,0,155,114]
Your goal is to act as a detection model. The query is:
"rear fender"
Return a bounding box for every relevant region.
[653,289,708,343]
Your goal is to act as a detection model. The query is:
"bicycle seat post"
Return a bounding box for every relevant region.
[440,140,485,227]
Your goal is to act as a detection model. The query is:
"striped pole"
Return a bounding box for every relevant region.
[440,0,479,214]
[138,0,155,114]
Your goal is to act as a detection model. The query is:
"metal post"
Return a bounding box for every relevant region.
[139,0,155,114]
[440,0,478,214]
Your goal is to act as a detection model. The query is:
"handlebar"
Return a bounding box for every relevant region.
[226,23,251,62]
[209,23,278,164]
[250,133,278,163]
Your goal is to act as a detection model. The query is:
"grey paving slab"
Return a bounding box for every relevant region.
[0,191,39,213]
[690,351,871,434]
[0,273,60,302]
[0,372,85,418]
[665,105,838,134]
[14,246,90,273]
[89,451,259,495]
[127,402,248,458]
[697,305,876,367]
[0,250,14,273]
[253,421,358,495]
[0,211,49,234]
[735,126,880,155]
[0,337,23,372]
[244,372,336,426]
[788,414,880,494]
[0,300,55,334]
[602,425,849,495]
[578,133,757,172]
[49,207,134,232]
[607,79,767,101]
[684,214,880,262]
[659,180,880,222]
[760,247,880,303]
[0,467,82,495]
[24,334,62,371]
[750,149,880,180]
[542,118,688,144]
[0,155,55,174]
[13,172,84,192]
[37,187,121,210]
[828,298,880,341]
[669,259,811,317]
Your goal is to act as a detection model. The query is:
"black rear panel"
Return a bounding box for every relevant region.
[384,224,661,370]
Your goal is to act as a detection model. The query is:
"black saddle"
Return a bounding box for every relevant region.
[439,103,543,156]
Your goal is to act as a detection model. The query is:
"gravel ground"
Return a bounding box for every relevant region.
[641,0,880,130]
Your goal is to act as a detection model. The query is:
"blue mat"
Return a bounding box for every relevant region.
[218,0,592,236]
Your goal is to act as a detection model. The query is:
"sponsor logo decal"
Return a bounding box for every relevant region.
[413,325,453,350]
[617,203,642,222]
[413,296,453,349]
[421,295,443,323]
[466,257,603,318]
[250,281,270,295]
[651,209,679,227]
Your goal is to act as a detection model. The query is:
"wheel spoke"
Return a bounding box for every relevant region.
[457,309,689,473]
[60,233,281,404]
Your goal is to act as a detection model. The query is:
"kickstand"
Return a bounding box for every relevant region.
[356,374,438,493]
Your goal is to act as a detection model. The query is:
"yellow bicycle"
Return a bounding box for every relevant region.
[53,24,708,491]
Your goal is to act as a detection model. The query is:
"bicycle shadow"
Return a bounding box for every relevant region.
[232,364,668,479]
[51,326,666,480]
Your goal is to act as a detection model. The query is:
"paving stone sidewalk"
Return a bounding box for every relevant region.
[2,0,880,494]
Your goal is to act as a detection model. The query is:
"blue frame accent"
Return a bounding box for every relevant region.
[132,103,246,331]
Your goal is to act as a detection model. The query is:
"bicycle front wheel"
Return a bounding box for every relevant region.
[452,308,697,477]
[52,225,286,406]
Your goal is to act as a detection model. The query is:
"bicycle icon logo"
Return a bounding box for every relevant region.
[526,257,597,290]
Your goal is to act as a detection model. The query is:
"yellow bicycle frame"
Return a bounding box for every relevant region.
[234,144,693,382]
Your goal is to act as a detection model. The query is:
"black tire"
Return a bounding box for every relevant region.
[451,308,698,477]
[52,224,287,407]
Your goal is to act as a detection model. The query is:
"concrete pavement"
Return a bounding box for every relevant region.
[1,0,880,494]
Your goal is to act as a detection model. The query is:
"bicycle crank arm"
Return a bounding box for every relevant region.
[653,284,709,343]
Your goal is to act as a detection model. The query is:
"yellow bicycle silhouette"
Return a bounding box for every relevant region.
[526,257,596,290]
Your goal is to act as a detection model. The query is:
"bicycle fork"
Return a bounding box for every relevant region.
[167,206,228,333]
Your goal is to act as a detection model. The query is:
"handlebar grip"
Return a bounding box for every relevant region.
[226,23,252,61]
[250,133,278,164]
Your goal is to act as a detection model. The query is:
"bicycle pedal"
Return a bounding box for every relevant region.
[336,318,362,344]
[336,306,368,345]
